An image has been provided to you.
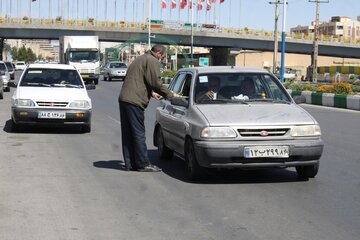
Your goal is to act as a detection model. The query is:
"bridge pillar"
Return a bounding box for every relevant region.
[0,38,3,61]
[210,47,235,66]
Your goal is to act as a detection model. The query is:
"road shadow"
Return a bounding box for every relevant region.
[93,160,128,171]
[3,119,88,134]
[148,149,309,184]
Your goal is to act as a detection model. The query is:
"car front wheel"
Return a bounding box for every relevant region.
[296,163,319,178]
[157,127,173,159]
[185,139,203,180]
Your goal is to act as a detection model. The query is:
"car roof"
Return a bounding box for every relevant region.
[27,63,77,70]
[179,66,271,74]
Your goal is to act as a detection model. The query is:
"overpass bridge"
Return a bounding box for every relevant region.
[1,17,360,64]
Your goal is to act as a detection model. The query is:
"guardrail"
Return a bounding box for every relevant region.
[1,16,359,46]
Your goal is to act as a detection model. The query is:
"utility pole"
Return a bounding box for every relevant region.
[280,0,287,83]
[269,0,280,74]
[309,0,329,82]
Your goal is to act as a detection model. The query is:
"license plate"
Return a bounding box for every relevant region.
[81,74,89,78]
[38,111,66,119]
[244,146,289,158]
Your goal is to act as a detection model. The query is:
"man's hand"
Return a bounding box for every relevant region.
[152,91,163,100]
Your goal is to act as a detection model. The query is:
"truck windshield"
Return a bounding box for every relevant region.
[69,51,99,63]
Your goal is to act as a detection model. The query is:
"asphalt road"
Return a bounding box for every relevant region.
[0,73,359,240]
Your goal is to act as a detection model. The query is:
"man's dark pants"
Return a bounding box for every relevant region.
[119,101,150,169]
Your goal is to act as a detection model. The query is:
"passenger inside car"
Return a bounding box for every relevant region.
[196,76,221,102]
[241,77,256,98]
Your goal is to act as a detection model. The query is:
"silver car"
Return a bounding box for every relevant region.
[153,66,324,180]
[103,61,127,81]
[0,61,11,92]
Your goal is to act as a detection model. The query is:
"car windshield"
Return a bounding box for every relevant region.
[5,62,13,71]
[19,69,84,88]
[194,73,291,104]
[109,62,127,68]
[69,51,99,63]
[0,63,7,71]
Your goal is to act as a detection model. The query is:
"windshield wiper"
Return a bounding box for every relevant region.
[51,84,82,88]
[247,98,291,104]
[22,82,51,87]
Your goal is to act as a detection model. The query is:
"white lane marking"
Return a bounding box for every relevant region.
[108,116,120,124]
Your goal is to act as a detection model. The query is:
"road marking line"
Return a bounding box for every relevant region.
[108,116,120,124]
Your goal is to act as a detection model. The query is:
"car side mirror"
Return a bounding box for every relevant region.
[8,81,17,88]
[293,95,306,104]
[86,84,96,90]
[171,97,189,107]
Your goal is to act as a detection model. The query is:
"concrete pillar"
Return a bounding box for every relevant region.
[210,47,235,66]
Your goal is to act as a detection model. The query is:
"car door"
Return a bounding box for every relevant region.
[159,72,193,154]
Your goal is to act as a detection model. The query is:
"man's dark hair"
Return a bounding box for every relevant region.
[151,44,166,54]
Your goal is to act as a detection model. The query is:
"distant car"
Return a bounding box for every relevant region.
[0,61,11,92]
[11,63,93,132]
[103,61,127,81]
[153,66,324,180]
[5,61,15,80]
[14,61,26,71]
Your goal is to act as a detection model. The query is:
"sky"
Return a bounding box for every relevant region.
[0,0,358,32]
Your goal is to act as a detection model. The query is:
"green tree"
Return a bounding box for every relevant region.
[10,46,18,60]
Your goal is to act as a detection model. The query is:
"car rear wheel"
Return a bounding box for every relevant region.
[185,139,203,180]
[296,163,319,178]
[157,127,173,159]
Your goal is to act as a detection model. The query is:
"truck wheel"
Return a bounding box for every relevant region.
[94,79,99,85]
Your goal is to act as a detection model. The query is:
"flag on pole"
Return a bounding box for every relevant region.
[171,0,177,9]
[189,0,193,9]
[206,0,211,11]
[180,0,187,9]
[197,0,203,11]
[162,0,167,8]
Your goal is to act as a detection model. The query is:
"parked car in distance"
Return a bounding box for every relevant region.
[153,66,324,180]
[5,61,15,80]
[11,63,93,133]
[0,61,11,92]
[103,61,127,81]
[14,61,26,71]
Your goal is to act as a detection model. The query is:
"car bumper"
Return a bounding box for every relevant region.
[109,72,126,78]
[12,107,91,125]
[193,139,324,168]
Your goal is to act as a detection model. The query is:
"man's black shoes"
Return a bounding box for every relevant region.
[137,164,162,172]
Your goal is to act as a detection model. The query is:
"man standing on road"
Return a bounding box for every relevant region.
[118,44,175,172]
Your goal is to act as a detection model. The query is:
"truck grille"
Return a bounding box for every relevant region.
[238,128,289,137]
[36,101,68,107]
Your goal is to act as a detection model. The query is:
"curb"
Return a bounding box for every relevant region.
[287,90,360,111]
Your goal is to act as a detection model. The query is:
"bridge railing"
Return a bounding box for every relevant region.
[1,16,359,45]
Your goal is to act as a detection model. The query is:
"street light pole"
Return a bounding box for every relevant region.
[148,0,151,49]
[191,1,194,64]
[280,0,287,83]
[309,0,329,82]
[269,0,280,73]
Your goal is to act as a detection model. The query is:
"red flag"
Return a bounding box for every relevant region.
[180,0,187,9]
[162,0,167,8]
[210,0,216,3]
[206,0,211,11]
[171,0,177,9]
[220,0,225,3]
[189,0,193,9]
[197,0,203,10]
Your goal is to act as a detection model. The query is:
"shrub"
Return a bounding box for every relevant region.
[316,85,334,93]
[333,82,352,94]
[287,83,304,91]
[302,83,314,91]
[161,70,177,78]
[352,85,360,93]
[353,79,360,86]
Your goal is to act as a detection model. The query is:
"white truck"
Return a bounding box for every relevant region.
[59,36,100,85]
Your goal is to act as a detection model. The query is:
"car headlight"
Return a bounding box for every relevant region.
[291,125,321,137]
[201,127,237,138]
[14,99,35,107]
[69,100,91,108]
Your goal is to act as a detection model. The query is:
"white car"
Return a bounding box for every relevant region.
[0,61,11,92]
[11,64,94,132]
[14,61,26,71]
[103,61,127,81]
